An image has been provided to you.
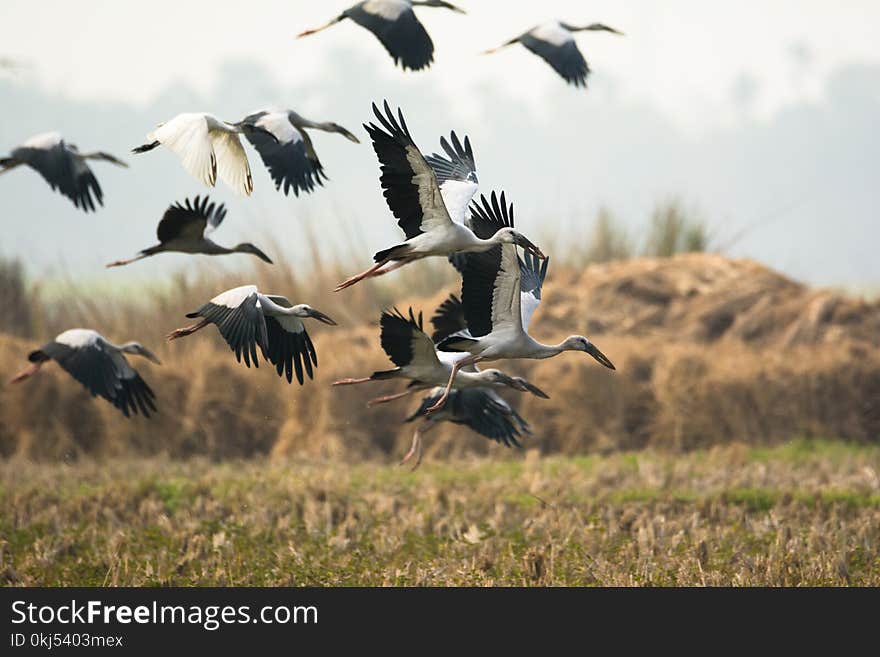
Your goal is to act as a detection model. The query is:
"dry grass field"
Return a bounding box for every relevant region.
[2,441,878,586]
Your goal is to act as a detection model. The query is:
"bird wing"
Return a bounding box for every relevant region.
[518,252,549,332]
[364,100,454,240]
[186,285,268,368]
[12,140,104,212]
[264,314,317,385]
[156,195,225,242]
[241,111,326,197]
[458,192,522,337]
[380,307,441,369]
[210,130,253,196]
[39,337,156,418]
[430,293,469,344]
[152,114,218,188]
[520,34,590,87]
[425,131,479,225]
[346,4,434,71]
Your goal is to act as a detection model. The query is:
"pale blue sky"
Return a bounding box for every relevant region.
[1,0,878,288]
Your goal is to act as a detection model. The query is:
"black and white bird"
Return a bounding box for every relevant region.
[297,0,466,72]
[8,329,159,418]
[106,196,272,268]
[429,192,616,412]
[133,113,262,196]
[400,386,531,469]
[0,132,127,212]
[332,306,548,406]
[425,130,479,225]
[166,285,337,384]
[334,102,544,291]
[238,109,360,197]
[484,21,623,88]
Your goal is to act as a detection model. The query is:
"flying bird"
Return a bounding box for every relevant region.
[297,0,466,72]
[331,307,548,406]
[484,21,623,88]
[401,386,531,469]
[106,196,272,268]
[429,192,615,412]
[334,102,544,291]
[166,285,337,384]
[0,132,127,212]
[133,113,265,196]
[8,329,159,418]
[238,109,360,197]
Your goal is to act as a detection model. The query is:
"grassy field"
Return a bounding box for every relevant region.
[2,440,879,586]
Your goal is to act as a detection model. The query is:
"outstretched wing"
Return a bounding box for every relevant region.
[152,114,218,188]
[186,285,268,367]
[430,293,468,344]
[426,131,479,225]
[458,192,522,337]
[363,100,453,240]
[241,111,327,197]
[379,307,441,369]
[12,136,104,212]
[521,34,590,87]
[37,339,156,418]
[518,252,549,332]
[210,131,253,196]
[156,195,226,243]
[346,4,434,71]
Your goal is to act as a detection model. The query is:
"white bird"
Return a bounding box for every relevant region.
[401,386,531,470]
[0,132,127,212]
[297,0,466,72]
[166,285,337,385]
[334,101,545,291]
[429,192,616,412]
[238,109,360,197]
[484,21,623,88]
[132,113,265,196]
[331,306,549,406]
[106,196,273,268]
[8,329,160,418]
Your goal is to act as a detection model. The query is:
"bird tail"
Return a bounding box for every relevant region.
[436,335,478,352]
[373,243,412,263]
[132,140,160,154]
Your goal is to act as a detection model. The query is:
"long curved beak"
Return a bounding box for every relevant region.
[516,235,546,260]
[334,124,361,144]
[252,247,274,264]
[512,377,550,399]
[141,348,162,365]
[449,4,467,14]
[586,343,615,370]
[307,309,338,326]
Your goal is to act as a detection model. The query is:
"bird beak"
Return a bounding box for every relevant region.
[335,125,361,144]
[516,235,546,260]
[141,348,162,365]
[307,309,338,326]
[253,247,274,264]
[585,343,615,370]
[512,377,550,399]
[450,4,467,13]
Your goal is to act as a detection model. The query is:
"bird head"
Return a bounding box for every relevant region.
[563,336,615,370]
[496,229,546,259]
[235,243,274,264]
[292,305,338,326]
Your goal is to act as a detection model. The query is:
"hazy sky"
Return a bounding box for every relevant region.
[1,0,878,288]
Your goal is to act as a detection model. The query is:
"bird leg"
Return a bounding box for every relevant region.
[166,319,210,342]
[8,361,42,384]
[296,17,343,38]
[334,259,391,292]
[366,389,416,407]
[331,376,374,386]
[105,254,147,268]
[400,422,436,471]
[366,259,413,279]
[425,355,482,414]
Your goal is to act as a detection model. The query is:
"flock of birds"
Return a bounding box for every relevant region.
[4,1,621,469]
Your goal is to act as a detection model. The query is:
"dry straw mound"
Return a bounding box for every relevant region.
[1,253,878,461]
